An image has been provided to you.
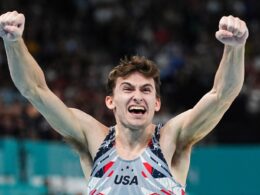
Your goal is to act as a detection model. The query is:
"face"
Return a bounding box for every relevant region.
[106,72,161,130]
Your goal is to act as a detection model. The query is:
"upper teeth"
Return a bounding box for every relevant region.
[129,106,145,111]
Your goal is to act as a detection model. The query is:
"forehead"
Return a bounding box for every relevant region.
[115,72,155,87]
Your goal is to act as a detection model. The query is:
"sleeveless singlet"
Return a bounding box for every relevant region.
[87,124,185,195]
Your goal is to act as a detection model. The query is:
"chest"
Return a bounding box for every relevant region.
[87,147,186,195]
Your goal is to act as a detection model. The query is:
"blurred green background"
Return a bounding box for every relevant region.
[1,138,259,195]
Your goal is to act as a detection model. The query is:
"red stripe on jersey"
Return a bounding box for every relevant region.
[104,161,114,173]
[108,170,114,177]
[161,189,172,195]
[143,162,153,174]
[141,171,147,178]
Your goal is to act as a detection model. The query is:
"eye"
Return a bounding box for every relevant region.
[123,87,133,92]
[142,87,152,94]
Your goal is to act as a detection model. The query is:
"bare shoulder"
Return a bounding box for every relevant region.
[67,108,109,159]
[159,110,194,165]
[160,110,191,153]
[69,108,108,133]
[159,110,193,185]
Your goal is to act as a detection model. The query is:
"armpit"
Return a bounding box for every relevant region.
[63,133,88,155]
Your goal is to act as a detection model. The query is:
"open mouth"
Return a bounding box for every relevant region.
[128,106,146,115]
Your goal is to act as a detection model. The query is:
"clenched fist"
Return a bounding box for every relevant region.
[215,15,249,47]
[0,11,25,42]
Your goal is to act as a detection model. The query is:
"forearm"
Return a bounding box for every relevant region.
[212,45,245,102]
[4,38,47,97]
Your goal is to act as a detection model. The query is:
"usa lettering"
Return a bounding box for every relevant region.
[114,175,138,185]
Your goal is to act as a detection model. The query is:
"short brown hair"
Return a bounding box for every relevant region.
[107,55,161,98]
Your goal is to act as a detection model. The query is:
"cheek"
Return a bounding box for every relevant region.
[114,95,128,109]
[150,98,161,112]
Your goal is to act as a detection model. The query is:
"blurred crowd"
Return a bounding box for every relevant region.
[0,0,259,144]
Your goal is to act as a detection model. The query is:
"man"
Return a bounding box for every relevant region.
[0,11,248,194]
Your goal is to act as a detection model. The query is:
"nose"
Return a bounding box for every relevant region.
[133,97,143,103]
[133,91,143,103]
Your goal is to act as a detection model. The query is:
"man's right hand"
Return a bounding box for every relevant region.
[0,11,25,42]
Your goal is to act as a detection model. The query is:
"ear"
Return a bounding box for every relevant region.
[105,96,115,110]
[155,97,161,112]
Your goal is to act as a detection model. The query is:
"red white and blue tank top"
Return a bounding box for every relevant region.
[87,124,185,195]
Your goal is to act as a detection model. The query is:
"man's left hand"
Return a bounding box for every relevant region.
[215,15,249,47]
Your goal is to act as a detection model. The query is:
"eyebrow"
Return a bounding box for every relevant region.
[120,82,154,89]
[141,84,154,88]
[120,82,133,87]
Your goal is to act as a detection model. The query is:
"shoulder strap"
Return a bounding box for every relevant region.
[154,123,163,141]
[93,126,116,163]
[148,123,168,165]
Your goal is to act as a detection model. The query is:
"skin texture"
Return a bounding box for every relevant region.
[0,12,248,185]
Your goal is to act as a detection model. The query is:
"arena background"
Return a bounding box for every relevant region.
[0,0,259,194]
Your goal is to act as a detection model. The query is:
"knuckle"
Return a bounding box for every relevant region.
[228,15,234,18]
[219,19,226,26]
[19,13,25,19]
[220,16,226,22]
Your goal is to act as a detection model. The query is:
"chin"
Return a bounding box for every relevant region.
[117,112,153,130]
[126,120,150,130]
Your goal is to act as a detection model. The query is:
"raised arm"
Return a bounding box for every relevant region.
[163,16,249,150]
[0,11,107,152]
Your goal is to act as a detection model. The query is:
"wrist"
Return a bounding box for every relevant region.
[3,37,23,47]
[224,44,245,51]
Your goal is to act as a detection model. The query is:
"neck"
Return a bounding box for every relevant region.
[115,124,155,158]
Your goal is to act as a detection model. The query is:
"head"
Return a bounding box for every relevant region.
[105,55,161,129]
